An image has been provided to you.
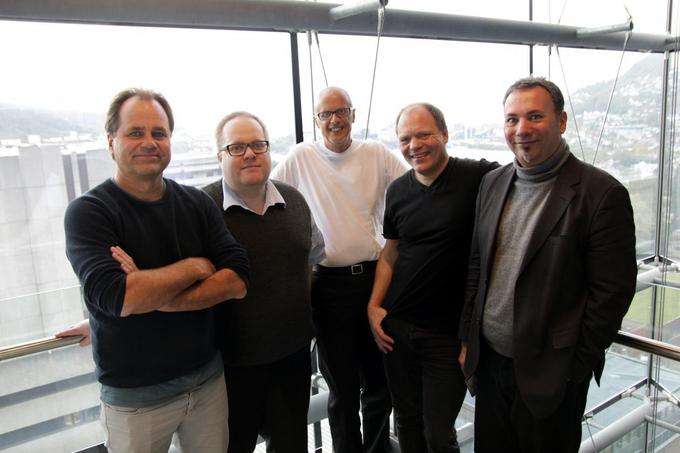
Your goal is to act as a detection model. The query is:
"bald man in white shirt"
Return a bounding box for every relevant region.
[272,87,407,453]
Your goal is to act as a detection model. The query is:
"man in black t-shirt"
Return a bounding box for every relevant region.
[367,103,497,453]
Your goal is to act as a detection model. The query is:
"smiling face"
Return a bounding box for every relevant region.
[503,86,567,168]
[108,96,171,181]
[396,106,449,183]
[218,116,271,193]
[314,87,355,153]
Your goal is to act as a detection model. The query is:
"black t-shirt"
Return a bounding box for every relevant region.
[382,157,498,332]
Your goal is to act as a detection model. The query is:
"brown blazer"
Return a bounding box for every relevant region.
[459,154,637,418]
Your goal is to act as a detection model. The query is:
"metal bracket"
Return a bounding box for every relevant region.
[576,20,633,38]
[330,0,388,21]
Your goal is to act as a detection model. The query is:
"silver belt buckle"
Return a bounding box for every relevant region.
[351,264,363,275]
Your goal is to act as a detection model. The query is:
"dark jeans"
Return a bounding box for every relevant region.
[382,318,466,453]
[312,270,392,453]
[225,346,312,453]
[474,340,590,453]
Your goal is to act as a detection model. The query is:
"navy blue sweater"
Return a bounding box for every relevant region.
[64,178,249,387]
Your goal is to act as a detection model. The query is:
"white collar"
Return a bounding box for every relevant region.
[221,179,285,215]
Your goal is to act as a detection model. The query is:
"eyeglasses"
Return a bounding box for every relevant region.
[221,140,270,156]
[316,107,353,121]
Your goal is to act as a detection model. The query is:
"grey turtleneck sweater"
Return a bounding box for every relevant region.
[482,140,571,357]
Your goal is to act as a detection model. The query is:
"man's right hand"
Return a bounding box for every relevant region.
[367,305,394,353]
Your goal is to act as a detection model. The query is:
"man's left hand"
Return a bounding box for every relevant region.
[111,245,139,274]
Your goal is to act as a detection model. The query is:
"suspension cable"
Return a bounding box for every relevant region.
[556,0,570,25]
[364,4,385,140]
[592,31,631,165]
[313,31,329,87]
[555,45,586,160]
[307,30,317,141]
[584,415,598,452]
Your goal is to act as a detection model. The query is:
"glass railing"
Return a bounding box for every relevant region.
[3,268,680,452]
[0,286,85,349]
[0,342,98,452]
[0,329,333,452]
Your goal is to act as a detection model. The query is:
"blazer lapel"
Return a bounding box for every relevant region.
[518,155,581,274]
[482,166,515,278]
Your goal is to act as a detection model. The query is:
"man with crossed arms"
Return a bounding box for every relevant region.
[63,88,249,452]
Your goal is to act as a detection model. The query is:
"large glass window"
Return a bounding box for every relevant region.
[0,21,295,452]
[533,48,662,260]
[0,1,676,450]
[0,21,295,342]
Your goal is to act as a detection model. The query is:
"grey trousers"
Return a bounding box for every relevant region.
[100,371,228,453]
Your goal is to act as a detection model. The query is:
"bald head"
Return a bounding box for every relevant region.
[314,86,355,153]
[316,87,353,112]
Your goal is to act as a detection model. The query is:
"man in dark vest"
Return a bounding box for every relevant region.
[203,111,325,453]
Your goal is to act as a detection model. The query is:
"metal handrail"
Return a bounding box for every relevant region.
[0,284,80,303]
[614,331,680,362]
[0,335,84,362]
[1,330,679,364]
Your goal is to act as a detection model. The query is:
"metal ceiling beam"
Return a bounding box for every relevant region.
[0,0,671,52]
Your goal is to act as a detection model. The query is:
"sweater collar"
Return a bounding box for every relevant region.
[513,139,570,183]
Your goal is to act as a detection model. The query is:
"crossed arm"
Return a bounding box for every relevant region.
[112,246,246,316]
[367,239,399,353]
[57,245,246,342]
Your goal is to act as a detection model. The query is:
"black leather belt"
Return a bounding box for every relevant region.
[314,260,377,276]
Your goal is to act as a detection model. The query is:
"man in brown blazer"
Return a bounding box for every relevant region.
[458,77,637,452]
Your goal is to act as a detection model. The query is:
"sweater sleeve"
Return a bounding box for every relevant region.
[64,196,126,317]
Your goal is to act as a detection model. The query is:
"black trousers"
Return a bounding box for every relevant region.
[382,318,466,453]
[225,346,312,453]
[312,269,392,453]
[474,340,590,453]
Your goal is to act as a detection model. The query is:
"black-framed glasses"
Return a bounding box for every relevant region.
[221,140,270,156]
[316,107,353,121]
